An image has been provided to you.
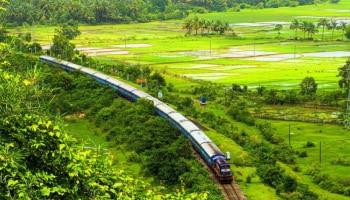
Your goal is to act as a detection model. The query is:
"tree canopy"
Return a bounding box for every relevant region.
[1,0,333,26]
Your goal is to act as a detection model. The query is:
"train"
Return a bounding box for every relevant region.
[39,55,233,183]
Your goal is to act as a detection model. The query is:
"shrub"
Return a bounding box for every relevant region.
[303,141,315,148]
[126,151,141,162]
[299,151,308,158]
[246,175,252,183]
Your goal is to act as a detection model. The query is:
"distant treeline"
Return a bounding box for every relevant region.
[1,0,338,26]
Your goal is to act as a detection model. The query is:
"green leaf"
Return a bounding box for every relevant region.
[56,131,61,137]
[31,124,38,131]
[59,144,65,151]
[53,125,60,131]
[41,187,51,196]
[7,179,18,187]
[45,120,52,128]
[49,131,54,137]
[112,182,123,189]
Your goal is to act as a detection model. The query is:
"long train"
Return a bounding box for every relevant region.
[39,55,233,183]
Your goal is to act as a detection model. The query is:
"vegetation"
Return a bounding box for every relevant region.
[1,0,340,26]
[2,1,350,199]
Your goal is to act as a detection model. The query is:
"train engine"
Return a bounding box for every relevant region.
[213,156,233,183]
[189,131,233,183]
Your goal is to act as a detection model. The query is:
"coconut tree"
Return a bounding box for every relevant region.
[306,22,318,39]
[204,19,214,35]
[192,15,200,35]
[199,18,206,35]
[274,24,283,38]
[317,18,329,40]
[300,21,309,39]
[337,21,347,40]
[290,19,300,39]
[326,20,337,40]
[182,18,193,35]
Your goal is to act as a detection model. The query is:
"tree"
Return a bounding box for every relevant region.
[182,18,193,35]
[317,18,329,40]
[283,175,298,193]
[204,19,214,35]
[306,22,318,39]
[199,18,206,35]
[337,21,347,40]
[290,19,300,39]
[150,71,166,87]
[300,76,317,96]
[50,34,75,60]
[274,24,283,38]
[326,20,337,40]
[55,20,81,40]
[337,58,350,89]
[300,21,309,39]
[344,23,350,40]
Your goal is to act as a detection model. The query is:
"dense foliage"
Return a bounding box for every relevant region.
[1,0,336,26]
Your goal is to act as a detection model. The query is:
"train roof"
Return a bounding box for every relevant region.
[66,62,83,70]
[118,82,137,92]
[40,55,55,61]
[169,112,189,123]
[93,72,110,80]
[180,121,200,133]
[144,96,162,106]
[201,142,224,158]
[132,89,150,99]
[106,78,123,87]
[190,130,212,144]
[216,157,229,166]
[80,67,97,75]
[156,102,177,115]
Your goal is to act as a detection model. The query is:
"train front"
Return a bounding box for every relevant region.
[216,157,233,183]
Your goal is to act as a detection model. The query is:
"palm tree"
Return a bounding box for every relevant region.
[182,18,193,35]
[224,21,233,34]
[192,16,200,35]
[317,18,329,40]
[290,19,300,39]
[337,21,347,40]
[204,19,214,35]
[300,21,309,39]
[213,20,224,34]
[326,20,337,40]
[275,24,283,38]
[306,22,318,39]
[199,18,206,35]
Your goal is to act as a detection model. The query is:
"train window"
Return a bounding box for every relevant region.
[221,165,230,169]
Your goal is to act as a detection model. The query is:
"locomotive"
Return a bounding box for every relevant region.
[39,55,233,183]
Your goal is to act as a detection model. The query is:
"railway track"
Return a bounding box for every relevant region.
[221,181,247,200]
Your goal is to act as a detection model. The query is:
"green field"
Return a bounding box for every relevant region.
[18,2,350,199]
[19,1,349,91]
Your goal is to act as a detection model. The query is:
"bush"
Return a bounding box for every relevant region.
[299,151,308,158]
[126,151,141,162]
[330,156,350,166]
[246,175,252,183]
[303,141,315,148]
